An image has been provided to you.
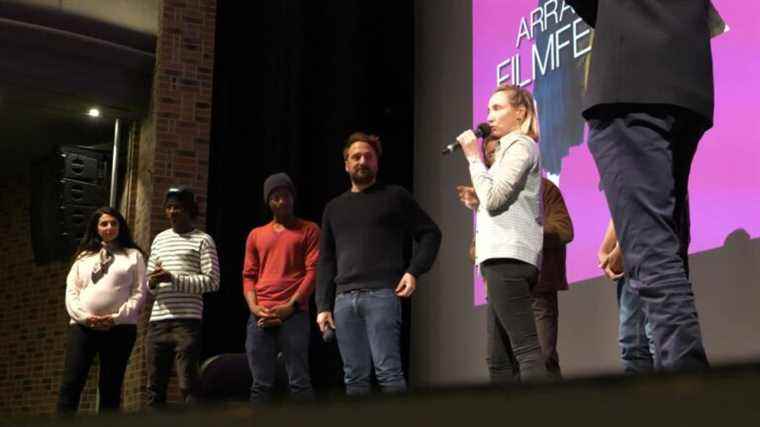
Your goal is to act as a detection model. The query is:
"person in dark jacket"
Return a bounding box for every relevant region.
[567,0,713,370]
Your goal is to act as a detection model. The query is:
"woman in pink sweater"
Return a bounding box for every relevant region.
[58,207,147,414]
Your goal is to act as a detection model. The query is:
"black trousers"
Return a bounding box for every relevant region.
[531,290,561,380]
[482,258,549,384]
[57,323,137,414]
[146,319,203,406]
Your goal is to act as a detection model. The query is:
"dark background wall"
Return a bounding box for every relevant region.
[204,0,416,391]
[411,0,486,386]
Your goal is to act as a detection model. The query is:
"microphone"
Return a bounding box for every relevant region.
[441,123,491,155]
[322,327,336,343]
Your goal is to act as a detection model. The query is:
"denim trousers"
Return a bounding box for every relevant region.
[57,324,137,414]
[588,105,709,371]
[334,287,406,396]
[245,309,314,404]
[617,278,655,374]
[146,319,203,406]
[481,259,550,384]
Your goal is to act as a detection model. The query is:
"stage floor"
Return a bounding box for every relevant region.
[7,363,760,426]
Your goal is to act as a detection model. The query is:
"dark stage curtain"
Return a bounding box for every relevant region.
[203,0,414,394]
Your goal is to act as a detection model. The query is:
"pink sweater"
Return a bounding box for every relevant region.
[65,248,147,325]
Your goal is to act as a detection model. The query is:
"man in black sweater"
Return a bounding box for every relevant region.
[567,0,713,371]
[316,132,441,396]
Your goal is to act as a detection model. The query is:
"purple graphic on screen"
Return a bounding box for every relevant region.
[472,0,760,305]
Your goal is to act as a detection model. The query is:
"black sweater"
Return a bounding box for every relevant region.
[315,183,441,312]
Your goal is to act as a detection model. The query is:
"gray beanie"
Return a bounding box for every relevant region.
[263,173,295,204]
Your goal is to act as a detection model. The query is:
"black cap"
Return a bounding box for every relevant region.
[263,173,295,204]
[165,185,195,205]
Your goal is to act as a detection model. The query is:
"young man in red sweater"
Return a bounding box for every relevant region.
[243,173,320,404]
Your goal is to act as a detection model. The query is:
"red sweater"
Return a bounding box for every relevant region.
[242,219,320,309]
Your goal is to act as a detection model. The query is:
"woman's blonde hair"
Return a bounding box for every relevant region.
[492,84,540,141]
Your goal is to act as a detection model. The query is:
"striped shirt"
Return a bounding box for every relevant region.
[147,228,220,322]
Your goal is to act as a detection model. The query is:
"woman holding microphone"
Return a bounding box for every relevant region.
[456,84,548,383]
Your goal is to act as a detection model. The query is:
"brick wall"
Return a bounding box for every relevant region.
[0,172,86,416]
[151,0,216,232]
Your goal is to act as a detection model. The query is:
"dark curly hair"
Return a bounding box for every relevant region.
[73,207,144,260]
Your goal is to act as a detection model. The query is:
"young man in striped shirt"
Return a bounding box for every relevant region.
[146,186,220,407]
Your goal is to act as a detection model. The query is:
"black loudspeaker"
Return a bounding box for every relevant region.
[58,204,97,251]
[30,145,111,264]
[62,149,107,183]
[58,146,111,254]
[57,180,107,249]
[61,180,107,207]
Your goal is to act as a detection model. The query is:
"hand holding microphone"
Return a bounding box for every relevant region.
[456,130,483,161]
[441,122,491,155]
[317,311,336,343]
[322,327,336,343]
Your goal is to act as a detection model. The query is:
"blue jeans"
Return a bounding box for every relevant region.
[334,288,406,396]
[588,106,709,371]
[245,310,313,404]
[617,278,654,374]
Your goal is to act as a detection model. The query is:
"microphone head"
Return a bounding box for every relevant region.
[441,143,460,155]
[474,122,491,138]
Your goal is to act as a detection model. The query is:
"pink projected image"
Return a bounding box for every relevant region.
[471,0,760,305]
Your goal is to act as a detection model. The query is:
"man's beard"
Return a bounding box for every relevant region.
[350,166,376,186]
